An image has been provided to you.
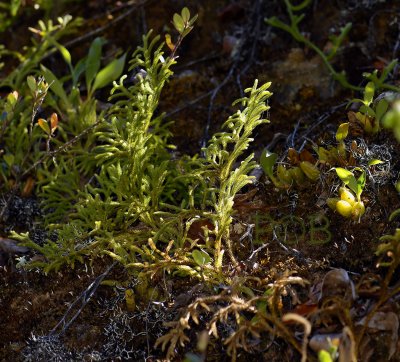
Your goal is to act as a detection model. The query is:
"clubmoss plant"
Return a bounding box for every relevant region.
[201,80,271,269]
[9,8,272,283]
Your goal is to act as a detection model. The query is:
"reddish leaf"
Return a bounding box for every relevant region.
[50,113,58,133]
[22,176,35,197]
[287,148,299,165]
[38,118,50,134]
[165,33,175,51]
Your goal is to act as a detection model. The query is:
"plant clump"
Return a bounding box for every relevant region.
[1,2,400,362]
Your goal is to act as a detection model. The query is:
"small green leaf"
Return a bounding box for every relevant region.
[335,122,349,142]
[368,159,384,166]
[86,37,105,90]
[188,14,198,27]
[335,167,353,179]
[357,170,366,198]
[181,7,190,23]
[181,27,193,38]
[335,167,358,195]
[92,53,126,94]
[7,91,18,107]
[364,81,375,105]
[359,104,375,117]
[260,149,278,179]
[27,76,36,92]
[192,249,211,266]
[173,13,185,33]
[41,65,70,108]
[55,42,72,67]
[72,57,87,86]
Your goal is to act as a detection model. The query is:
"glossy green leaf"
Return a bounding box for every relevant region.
[363,81,375,105]
[41,65,70,108]
[357,170,366,198]
[92,53,126,93]
[359,104,375,117]
[335,167,358,195]
[181,27,193,38]
[181,7,190,23]
[260,149,278,179]
[381,59,398,82]
[173,13,185,33]
[71,57,87,86]
[56,42,72,66]
[86,37,105,90]
[368,159,384,166]
[48,39,72,70]
[189,14,198,27]
[192,249,211,266]
[7,91,18,107]
[335,122,349,142]
[27,76,36,92]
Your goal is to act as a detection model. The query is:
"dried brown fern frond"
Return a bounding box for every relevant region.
[155,273,310,361]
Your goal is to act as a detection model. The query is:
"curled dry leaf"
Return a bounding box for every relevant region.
[282,313,311,362]
[319,268,356,303]
[356,311,399,359]
[339,326,356,362]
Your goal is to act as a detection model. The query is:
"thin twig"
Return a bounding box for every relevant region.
[50,261,117,337]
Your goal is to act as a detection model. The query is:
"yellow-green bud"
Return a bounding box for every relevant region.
[336,200,353,218]
[339,187,355,206]
[351,201,365,220]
